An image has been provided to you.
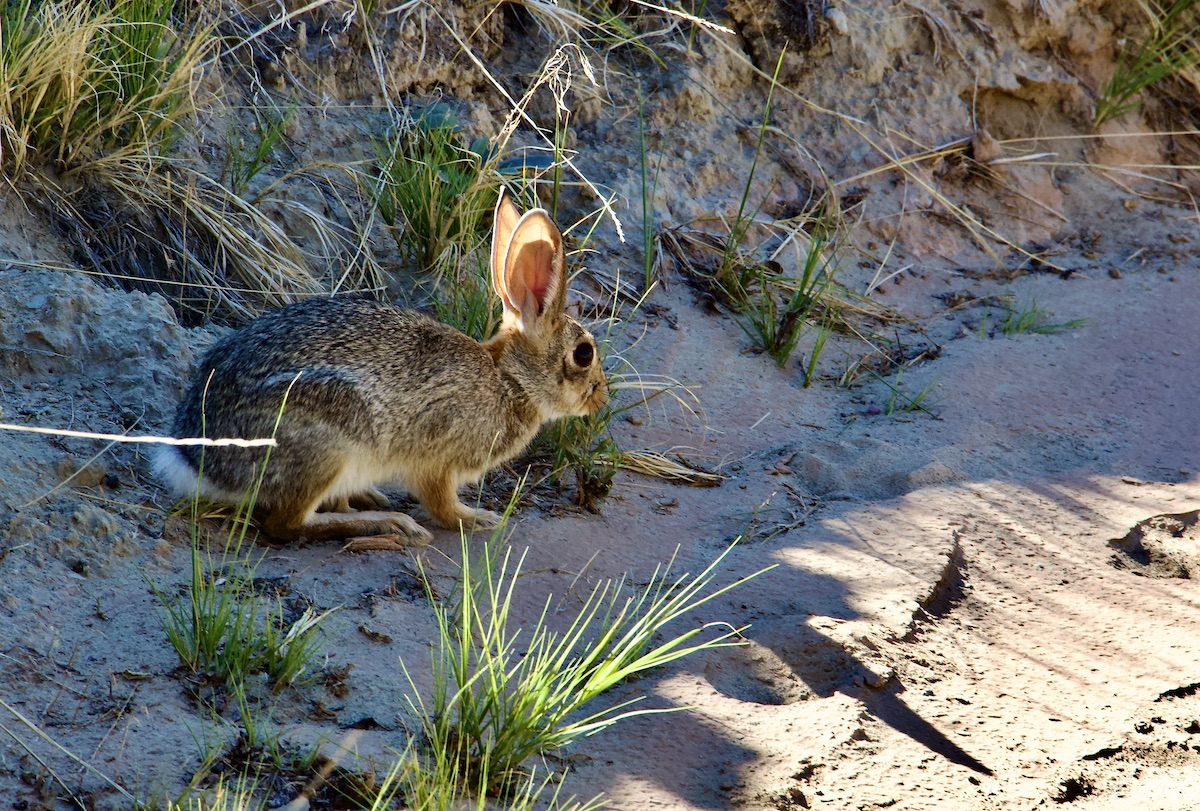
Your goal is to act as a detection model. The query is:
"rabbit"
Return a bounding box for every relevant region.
[155,189,609,546]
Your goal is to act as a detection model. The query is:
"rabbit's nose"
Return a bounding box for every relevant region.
[587,381,609,412]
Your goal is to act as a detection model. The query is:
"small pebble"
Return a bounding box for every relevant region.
[825,6,849,35]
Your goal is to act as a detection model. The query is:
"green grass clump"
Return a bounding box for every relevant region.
[373,105,501,276]
[882,369,941,417]
[371,105,509,342]
[995,300,1088,336]
[152,417,333,697]
[395,737,602,811]
[662,49,847,375]
[224,101,297,199]
[1095,0,1200,125]
[151,524,334,694]
[412,529,770,796]
[737,220,839,370]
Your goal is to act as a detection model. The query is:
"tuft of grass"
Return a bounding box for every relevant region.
[535,276,702,505]
[995,299,1089,336]
[881,369,941,417]
[803,318,833,387]
[737,218,839,369]
[662,215,854,377]
[372,104,502,276]
[661,49,849,374]
[718,51,786,294]
[0,0,343,324]
[395,733,602,811]
[638,90,668,294]
[412,523,771,795]
[224,100,297,199]
[1095,0,1200,126]
[539,408,624,510]
[151,519,335,695]
[0,0,205,178]
[165,773,261,811]
[152,399,334,697]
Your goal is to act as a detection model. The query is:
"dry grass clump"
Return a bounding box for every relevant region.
[0,0,198,177]
[0,0,333,322]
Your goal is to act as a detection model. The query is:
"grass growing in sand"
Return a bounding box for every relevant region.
[534,280,699,506]
[985,299,1089,337]
[151,495,334,695]
[146,487,764,809]
[151,394,334,697]
[404,514,770,798]
[637,91,668,293]
[738,218,841,370]
[660,109,855,379]
[882,369,941,417]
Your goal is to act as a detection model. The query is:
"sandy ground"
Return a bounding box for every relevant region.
[3,246,1199,810]
[3,1,1200,809]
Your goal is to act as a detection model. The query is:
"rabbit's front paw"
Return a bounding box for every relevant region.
[465,508,502,531]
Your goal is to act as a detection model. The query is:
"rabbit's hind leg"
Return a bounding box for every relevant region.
[265,501,433,546]
[262,474,431,546]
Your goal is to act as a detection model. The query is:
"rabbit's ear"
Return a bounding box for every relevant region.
[491,188,522,315]
[494,202,565,334]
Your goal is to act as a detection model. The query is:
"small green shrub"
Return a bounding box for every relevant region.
[538,404,623,509]
[372,105,501,275]
[882,369,941,417]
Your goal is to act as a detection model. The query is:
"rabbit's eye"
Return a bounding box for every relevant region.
[572,342,594,368]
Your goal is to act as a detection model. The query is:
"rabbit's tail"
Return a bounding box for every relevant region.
[154,444,200,498]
